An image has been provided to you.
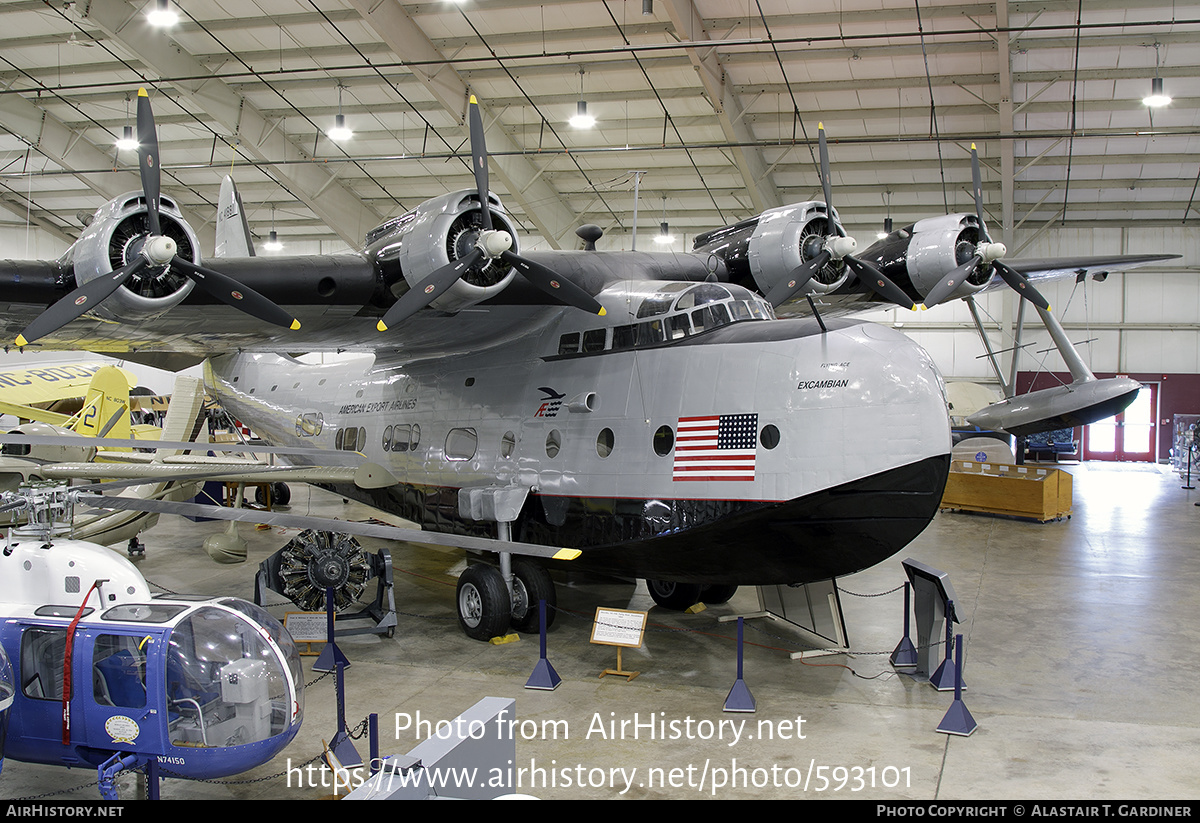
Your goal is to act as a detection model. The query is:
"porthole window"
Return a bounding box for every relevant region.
[410,424,421,451]
[383,425,393,451]
[596,428,614,458]
[545,429,562,459]
[391,424,410,452]
[445,428,477,460]
[500,431,516,458]
[653,425,674,457]
[760,424,780,450]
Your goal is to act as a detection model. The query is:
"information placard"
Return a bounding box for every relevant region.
[285,611,328,644]
[590,607,647,648]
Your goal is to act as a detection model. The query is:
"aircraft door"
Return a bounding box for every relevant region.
[85,627,168,759]
[11,625,72,757]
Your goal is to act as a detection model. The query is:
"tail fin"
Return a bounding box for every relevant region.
[75,366,133,444]
[214,175,256,258]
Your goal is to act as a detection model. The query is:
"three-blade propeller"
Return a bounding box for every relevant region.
[377,95,605,331]
[15,89,299,348]
[768,124,916,311]
[919,144,1051,312]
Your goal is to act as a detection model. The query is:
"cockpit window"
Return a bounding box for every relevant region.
[636,282,690,318]
[557,282,773,358]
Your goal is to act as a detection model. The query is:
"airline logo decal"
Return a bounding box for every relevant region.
[534,386,566,418]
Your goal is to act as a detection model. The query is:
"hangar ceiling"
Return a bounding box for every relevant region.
[0,0,1197,255]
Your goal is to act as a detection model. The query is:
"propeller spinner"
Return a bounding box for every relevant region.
[15,89,300,348]
[768,124,917,311]
[377,95,606,331]
[919,144,1051,312]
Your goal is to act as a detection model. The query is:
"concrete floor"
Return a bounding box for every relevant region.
[3,461,1198,801]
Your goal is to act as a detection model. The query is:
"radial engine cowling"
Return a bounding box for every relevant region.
[903,214,995,302]
[693,202,851,302]
[369,190,519,314]
[64,192,201,323]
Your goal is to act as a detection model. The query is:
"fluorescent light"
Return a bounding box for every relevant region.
[327,112,352,141]
[147,0,178,27]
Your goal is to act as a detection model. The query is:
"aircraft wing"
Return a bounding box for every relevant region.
[0,363,135,406]
[1003,254,1175,283]
[37,459,396,489]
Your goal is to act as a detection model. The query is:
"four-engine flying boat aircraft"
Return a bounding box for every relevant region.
[0,90,1175,640]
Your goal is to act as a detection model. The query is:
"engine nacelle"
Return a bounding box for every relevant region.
[902,214,994,302]
[691,202,851,302]
[63,192,201,323]
[366,190,518,314]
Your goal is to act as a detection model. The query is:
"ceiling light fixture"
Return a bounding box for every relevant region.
[115,96,137,151]
[147,0,179,27]
[643,0,654,15]
[264,206,283,251]
[327,85,353,141]
[569,67,595,129]
[116,125,138,152]
[877,191,894,239]
[654,195,674,245]
[1143,43,1171,108]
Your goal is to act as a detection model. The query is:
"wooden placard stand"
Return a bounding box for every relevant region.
[285,611,329,656]
[591,606,648,681]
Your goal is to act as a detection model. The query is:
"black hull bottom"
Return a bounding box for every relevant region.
[329,454,950,587]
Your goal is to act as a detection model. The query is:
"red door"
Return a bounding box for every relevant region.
[1083,382,1157,462]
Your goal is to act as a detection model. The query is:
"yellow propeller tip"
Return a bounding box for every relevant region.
[469,94,478,105]
[971,142,977,150]
[138,88,149,97]
[597,307,607,317]
[917,305,927,312]
[376,320,388,332]
[289,319,301,330]
[14,335,27,347]
[818,122,824,130]
[1046,305,1052,312]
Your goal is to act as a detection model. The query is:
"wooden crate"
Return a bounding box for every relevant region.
[940,460,1072,522]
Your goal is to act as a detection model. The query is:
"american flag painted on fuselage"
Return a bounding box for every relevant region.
[672,413,758,481]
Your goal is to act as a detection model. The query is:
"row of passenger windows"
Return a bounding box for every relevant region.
[332,422,780,460]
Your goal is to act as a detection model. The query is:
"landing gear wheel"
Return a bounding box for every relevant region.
[255,482,291,508]
[647,579,704,610]
[700,584,739,605]
[457,564,512,641]
[510,559,556,634]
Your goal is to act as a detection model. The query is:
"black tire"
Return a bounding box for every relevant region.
[456,564,511,641]
[647,579,704,610]
[510,559,556,634]
[700,584,739,605]
[255,482,291,508]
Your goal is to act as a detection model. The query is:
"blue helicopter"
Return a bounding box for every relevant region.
[0,491,304,798]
